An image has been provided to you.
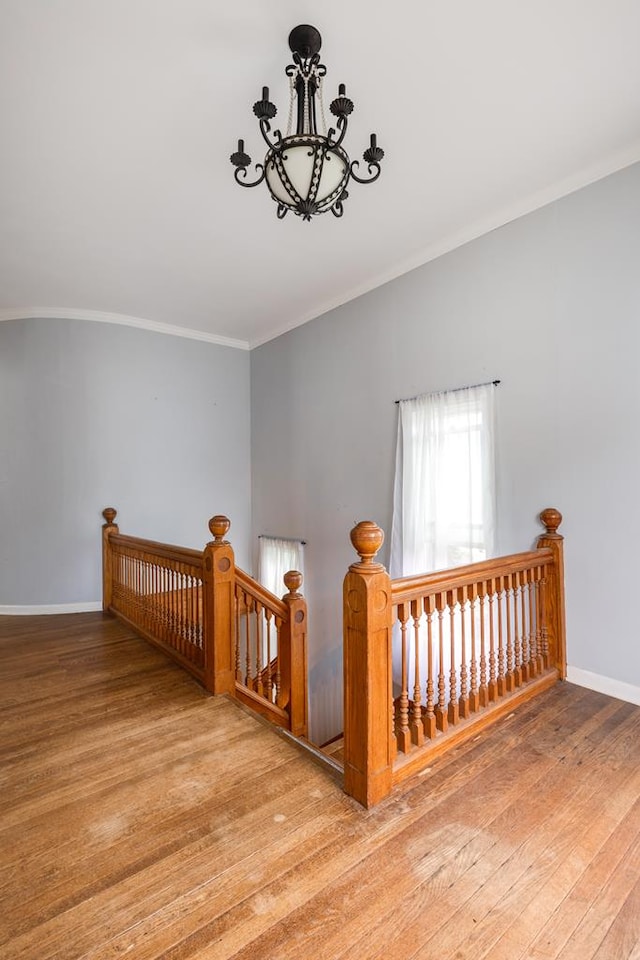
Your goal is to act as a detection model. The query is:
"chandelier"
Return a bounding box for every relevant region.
[229,24,384,221]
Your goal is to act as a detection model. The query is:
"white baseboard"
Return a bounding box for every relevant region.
[567,666,640,707]
[0,601,103,616]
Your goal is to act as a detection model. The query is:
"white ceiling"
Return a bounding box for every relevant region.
[1,0,640,349]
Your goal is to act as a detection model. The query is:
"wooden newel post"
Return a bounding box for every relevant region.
[343,521,393,808]
[102,507,119,612]
[537,507,567,679]
[279,571,308,738]
[202,515,236,696]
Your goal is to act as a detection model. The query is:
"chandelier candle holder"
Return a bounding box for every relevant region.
[229,24,384,221]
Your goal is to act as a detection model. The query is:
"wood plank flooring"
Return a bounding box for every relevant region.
[1,612,639,959]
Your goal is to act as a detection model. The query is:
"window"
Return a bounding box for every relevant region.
[258,536,305,598]
[390,382,497,577]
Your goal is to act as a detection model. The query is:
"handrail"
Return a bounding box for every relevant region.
[391,548,552,603]
[235,566,288,620]
[343,508,567,808]
[109,532,203,566]
[101,509,308,738]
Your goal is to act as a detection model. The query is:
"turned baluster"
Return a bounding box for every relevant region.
[410,598,424,747]
[167,563,175,647]
[538,567,550,669]
[244,594,253,686]
[183,571,190,646]
[488,581,498,702]
[435,590,448,733]
[255,602,264,696]
[264,608,273,701]
[127,553,133,615]
[166,566,173,640]
[176,568,183,646]
[164,564,171,639]
[172,567,179,645]
[504,573,515,693]
[234,590,242,679]
[150,559,156,631]
[447,590,459,726]
[496,576,506,696]
[191,573,199,653]
[458,585,470,719]
[396,601,411,753]
[177,567,185,655]
[469,583,480,713]
[175,568,181,644]
[527,567,538,677]
[423,594,437,739]
[190,574,197,649]
[519,570,529,682]
[479,585,489,707]
[533,566,544,674]
[122,551,128,613]
[157,562,164,640]
[167,566,175,638]
[180,569,188,654]
[274,616,282,703]
[196,578,203,648]
[156,562,162,636]
[512,572,523,687]
[134,555,141,622]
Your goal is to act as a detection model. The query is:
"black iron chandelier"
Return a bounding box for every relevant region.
[230,24,384,221]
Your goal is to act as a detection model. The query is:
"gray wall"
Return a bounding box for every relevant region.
[251,161,640,745]
[0,317,251,605]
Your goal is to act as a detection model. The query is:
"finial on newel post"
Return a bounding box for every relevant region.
[102,507,117,527]
[208,515,231,544]
[283,570,303,598]
[539,507,562,538]
[349,520,385,572]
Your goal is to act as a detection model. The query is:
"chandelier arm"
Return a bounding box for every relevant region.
[257,118,283,151]
[326,116,348,150]
[234,164,266,188]
[349,159,382,185]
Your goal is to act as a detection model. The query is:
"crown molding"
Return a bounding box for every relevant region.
[0,308,250,351]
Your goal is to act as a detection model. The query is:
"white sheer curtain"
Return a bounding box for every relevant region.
[258,536,305,598]
[390,382,497,578]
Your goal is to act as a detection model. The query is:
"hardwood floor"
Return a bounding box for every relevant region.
[1,613,639,959]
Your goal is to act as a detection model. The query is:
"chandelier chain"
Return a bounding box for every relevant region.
[286,73,295,137]
[303,74,310,134]
[317,74,328,136]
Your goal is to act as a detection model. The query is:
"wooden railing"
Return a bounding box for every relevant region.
[343,508,566,807]
[101,509,308,737]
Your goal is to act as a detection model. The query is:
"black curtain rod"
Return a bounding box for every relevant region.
[259,535,307,545]
[395,379,500,405]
